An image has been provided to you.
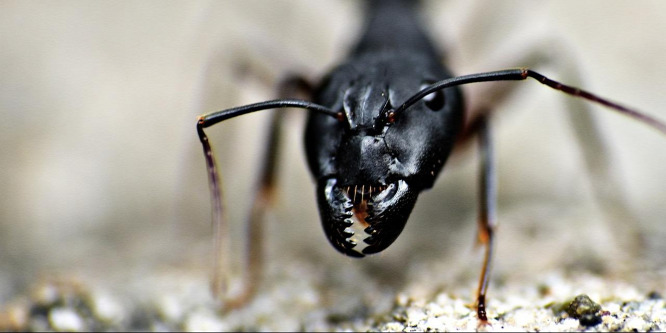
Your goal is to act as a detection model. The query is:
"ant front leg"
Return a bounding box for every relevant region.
[199,75,315,310]
[462,35,645,267]
[474,114,497,324]
[227,75,315,309]
[223,110,281,309]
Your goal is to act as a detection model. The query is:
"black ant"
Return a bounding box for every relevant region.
[197,0,666,323]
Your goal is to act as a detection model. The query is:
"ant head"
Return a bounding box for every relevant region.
[305,54,465,257]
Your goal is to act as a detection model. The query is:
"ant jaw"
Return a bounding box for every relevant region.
[316,178,419,257]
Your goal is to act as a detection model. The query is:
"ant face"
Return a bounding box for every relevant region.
[306,53,464,257]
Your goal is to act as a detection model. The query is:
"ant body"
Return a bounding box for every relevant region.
[197,0,665,323]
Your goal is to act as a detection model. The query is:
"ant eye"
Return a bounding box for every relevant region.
[420,82,445,111]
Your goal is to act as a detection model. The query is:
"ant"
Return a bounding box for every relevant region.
[196,0,666,324]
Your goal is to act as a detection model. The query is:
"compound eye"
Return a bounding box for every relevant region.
[419,82,445,111]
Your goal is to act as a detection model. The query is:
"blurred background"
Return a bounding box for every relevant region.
[1,0,665,310]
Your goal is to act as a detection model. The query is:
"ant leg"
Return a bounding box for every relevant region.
[223,75,315,309]
[475,114,496,324]
[462,36,644,267]
[223,113,280,309]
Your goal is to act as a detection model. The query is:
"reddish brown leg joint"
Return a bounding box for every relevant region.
[476,114,496,324]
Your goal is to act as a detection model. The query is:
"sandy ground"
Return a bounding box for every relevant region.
[1,1,665,331]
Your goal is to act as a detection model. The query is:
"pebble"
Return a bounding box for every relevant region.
[48,307,85,332]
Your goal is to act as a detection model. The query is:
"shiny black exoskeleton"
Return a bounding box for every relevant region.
[305,0,464,257]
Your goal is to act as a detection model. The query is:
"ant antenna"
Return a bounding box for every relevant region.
[390,68,666,136]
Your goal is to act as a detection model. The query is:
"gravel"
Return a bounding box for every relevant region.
[2,256,664,331]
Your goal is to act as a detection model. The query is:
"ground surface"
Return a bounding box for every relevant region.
[1,259,665,331]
